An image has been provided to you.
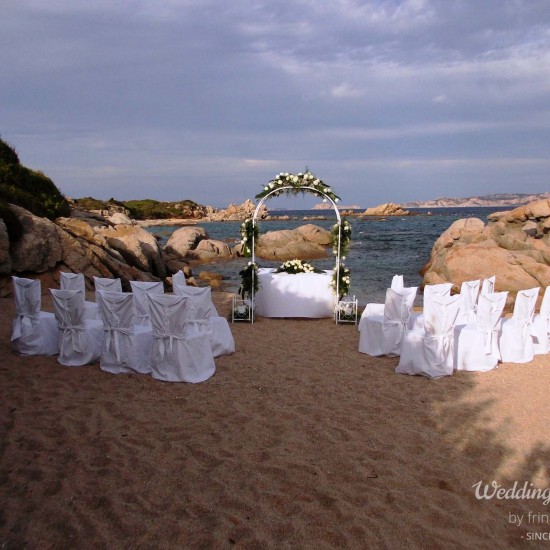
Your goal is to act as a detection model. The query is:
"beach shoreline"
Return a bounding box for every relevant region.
[1,290,549,547]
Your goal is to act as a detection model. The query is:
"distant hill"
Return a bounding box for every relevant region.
[402,193,550,208]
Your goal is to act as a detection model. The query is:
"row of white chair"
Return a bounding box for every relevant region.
[358,275,550,378]
[10,272,233,383]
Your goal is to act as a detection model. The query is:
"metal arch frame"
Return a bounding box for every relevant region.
[249,185,343,312]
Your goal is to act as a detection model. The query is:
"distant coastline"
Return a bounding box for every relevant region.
[402,192,550,209]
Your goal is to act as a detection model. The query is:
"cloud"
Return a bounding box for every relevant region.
[1,0,550,207]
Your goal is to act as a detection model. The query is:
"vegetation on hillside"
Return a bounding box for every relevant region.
[0,137,71,222]
[123,199,200,220]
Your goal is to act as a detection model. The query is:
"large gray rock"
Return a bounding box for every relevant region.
[164,227,208,257]
[255,225,331,261]
[8,204,63,272]
[0,205,163,296]
[362,203,409,216]
[102,224,166,278]
[422,199,550,305]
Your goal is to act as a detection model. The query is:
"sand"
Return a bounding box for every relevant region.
[1,291,550,548]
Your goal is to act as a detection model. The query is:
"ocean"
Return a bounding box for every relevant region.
[147,207,511,306]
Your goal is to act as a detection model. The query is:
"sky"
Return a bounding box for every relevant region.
[1,0,550,209]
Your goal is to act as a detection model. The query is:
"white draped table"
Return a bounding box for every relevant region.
[254,268,336,318]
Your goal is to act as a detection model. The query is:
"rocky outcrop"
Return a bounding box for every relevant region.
[100,224,166,278]
[362,203,409,216]
[0,205,176,296]
[421,199,550,305]
[206,199,268,221]
[254,224,332,261]
[164,226,233,263]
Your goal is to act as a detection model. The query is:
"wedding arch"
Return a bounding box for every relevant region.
[236,171,352,320]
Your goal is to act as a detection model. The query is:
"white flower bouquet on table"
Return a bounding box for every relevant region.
[275,259,323,275]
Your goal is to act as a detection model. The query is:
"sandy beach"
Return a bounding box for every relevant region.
[1,290,550,548]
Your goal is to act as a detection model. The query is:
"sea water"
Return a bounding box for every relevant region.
[148,207,510,306]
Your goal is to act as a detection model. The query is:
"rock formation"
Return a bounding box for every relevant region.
[253,224,332,261]
[0,205,172,295]
[362,203,409,216]
[421,199,550,305]
[206,199,268,221]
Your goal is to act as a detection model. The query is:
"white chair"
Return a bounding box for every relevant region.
[455,279,481,326]
[147,294,216,383]
[172,270,187,287]
[396,294,462,379]
[50,289,103,366]
[409,282,453,331]
[358,286,417,356]
[130,280,164,327]
[391,274,404,291]
[11,276,59,356]
[96,290,153,375]
[480,276,496,295]
[499,287,540,363]
[454,291,508,372]
[60,271,101,321]
[93,276,123,294]
[173,285,235,357]
[358,275,406,328]
[533,286,550,355]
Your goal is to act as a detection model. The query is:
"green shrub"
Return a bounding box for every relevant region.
[0,137,70,220]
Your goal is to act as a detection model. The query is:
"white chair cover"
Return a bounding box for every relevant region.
[456,279,481,326]
[454,291,508,372]
[480,276,496,295]
[396,294,462,379]
[358,286,418,356]
[93,276,123,294]
[11,276,59,356]
[358,275,405,330]
[533,286,550,355]
[50,289,103,366]
[147,294,216,383]
[409,282,453,331]
[130,280,164,326]
[60,271,101,321]
[391,275,404,291]
[173,285,235,357]
[172,270,187,287]
[96,290,153,375]
[499,287,540,363]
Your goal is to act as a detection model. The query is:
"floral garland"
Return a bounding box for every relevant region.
[238,262,259,300]
[255,171,341,203]
[239,218,258,257]
[275,259,323,275]
[331,264,351,300]
[331,218,352,258]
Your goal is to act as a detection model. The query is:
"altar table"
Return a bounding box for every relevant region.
[254,268,336,318]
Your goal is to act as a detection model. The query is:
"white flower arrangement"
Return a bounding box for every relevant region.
[275,259,322,275]
[255,171,341,203]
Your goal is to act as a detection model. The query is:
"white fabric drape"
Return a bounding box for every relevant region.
[396,294,462,379]
[93,276,123,294]
[358,286,418,356]
[456,279,481,326]
[173,285,235,357]
[500,287,539,363]
[130,280,164,327]
[454,291,508,372]
[11,276,59,356]
[60,271,101,321]
[147,294,216,383]
[96,290,153,375]
[50,289,103,366]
